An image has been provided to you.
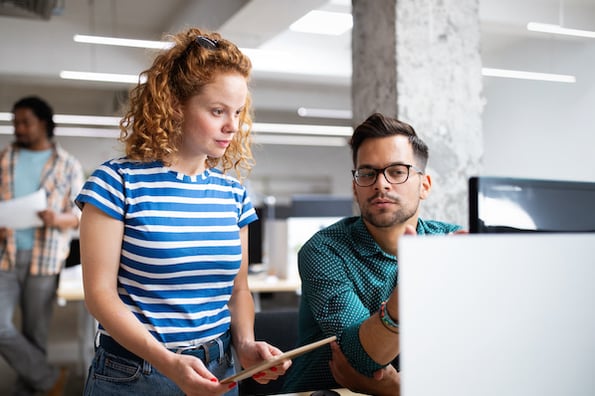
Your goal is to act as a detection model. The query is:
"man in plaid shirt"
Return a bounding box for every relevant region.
[0,96,84,396]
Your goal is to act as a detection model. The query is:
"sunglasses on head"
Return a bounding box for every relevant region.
[194,35,218,49]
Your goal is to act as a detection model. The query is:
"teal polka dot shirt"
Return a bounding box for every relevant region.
[282,216,461,393]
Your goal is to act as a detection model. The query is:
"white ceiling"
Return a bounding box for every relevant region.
[1,0,594,128]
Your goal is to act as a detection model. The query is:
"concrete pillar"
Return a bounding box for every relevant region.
[352,0,484,227]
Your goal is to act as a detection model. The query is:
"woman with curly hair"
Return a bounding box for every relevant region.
[75,27,290,396]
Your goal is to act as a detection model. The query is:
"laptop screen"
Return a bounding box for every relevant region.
[468,176,595,233]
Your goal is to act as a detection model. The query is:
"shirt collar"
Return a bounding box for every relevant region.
[350,216,397,260]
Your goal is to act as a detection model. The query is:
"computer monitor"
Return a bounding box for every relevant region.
[290,195,354,217]
[468,176,595,233]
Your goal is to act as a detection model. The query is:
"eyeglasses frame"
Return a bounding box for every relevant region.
[351,163,425,187]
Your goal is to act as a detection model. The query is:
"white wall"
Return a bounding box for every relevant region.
[481,36,595,182]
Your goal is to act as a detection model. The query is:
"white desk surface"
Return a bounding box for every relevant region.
[284,390,366,396]
[248,271,301,293]
[57,265,300,303]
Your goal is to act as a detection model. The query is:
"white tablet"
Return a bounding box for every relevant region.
[221,335,337,384]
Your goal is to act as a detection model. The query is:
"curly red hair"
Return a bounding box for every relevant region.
[119,27,254,180]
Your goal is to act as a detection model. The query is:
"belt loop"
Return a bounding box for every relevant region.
[202,344,210,364]
[142,360,152,374]
[215,337,224,364]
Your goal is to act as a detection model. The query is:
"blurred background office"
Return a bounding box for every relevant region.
[1,0,594,215]
[0,0,594,393]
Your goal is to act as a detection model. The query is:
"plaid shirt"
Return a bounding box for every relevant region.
[0,143,84,275]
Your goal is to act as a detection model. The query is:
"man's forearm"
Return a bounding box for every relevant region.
[330,343,400,396]
[359,289,399,365]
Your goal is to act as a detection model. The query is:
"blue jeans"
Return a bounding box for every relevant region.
[83,336,239,396]
[0,250,60,396]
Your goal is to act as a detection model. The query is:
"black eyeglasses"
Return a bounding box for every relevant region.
[352,163,424,187]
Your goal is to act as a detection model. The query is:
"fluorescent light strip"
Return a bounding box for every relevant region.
[481,67,576,83]
[0,125,347,146]
[74,34,173,49]
[0,125,119,138]
[1,113,352,138]
[60,65,577,87]
[289,10,353,35]
[0,112,121,126]
[71,35,346,78]
[253,122,352,137]
[253,134,347,146]
[60,70,146,84]
[527,22,595,39]
[55,114,121,126]
[297,107,352,119]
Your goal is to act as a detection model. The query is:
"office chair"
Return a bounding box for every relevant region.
[239,308,299,395]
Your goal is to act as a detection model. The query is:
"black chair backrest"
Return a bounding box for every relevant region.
[239,308,299,395]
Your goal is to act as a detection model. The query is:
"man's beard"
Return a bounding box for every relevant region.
[14,135,33,148]
[362,198,419,228]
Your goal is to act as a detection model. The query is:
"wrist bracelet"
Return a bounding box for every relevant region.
[379,301,399,334]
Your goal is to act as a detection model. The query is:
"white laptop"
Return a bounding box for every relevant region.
[398,233,595,396]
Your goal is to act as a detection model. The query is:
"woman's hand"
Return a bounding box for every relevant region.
[158,351,237,396]
[235,341,292,384]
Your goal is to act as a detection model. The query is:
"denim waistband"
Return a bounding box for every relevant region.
[98,330,231,365]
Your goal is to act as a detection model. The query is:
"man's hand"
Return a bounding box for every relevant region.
[38,209,59,227]
[37,209,79,230]
[329,342,400,396]
[404,225,417,235]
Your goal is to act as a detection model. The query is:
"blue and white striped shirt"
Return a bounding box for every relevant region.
[75,158,257,348]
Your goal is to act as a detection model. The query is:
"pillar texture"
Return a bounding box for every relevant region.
[352,0,484,226]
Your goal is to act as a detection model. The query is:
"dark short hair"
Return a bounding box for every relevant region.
[349,112,429,170]
[12,96,56,139]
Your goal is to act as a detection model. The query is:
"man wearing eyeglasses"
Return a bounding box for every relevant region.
[282,112,463,395]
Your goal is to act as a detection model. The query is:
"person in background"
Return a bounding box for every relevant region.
[0,96,85,396]
[282,112,464,395]
[75,27,290,396]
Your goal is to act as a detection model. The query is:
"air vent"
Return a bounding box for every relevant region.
[0,0,59,20]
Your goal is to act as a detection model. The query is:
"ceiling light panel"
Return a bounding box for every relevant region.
[59,70,146,84]
[289,10,353,35]
[74,34,173,49]
[527,22,595,39]
[481,67,576,83]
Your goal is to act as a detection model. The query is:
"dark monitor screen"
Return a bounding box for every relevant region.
[469,176,595,233]
[290,195,354,218]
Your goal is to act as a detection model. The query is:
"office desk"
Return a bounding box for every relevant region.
[247,271,301,311]
[56,265,93,377]
[281,390,366,396]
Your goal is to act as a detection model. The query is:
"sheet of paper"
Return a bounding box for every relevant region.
[0,189,47,229]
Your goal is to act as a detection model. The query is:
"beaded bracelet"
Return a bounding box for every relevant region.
[379,301,399,334]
